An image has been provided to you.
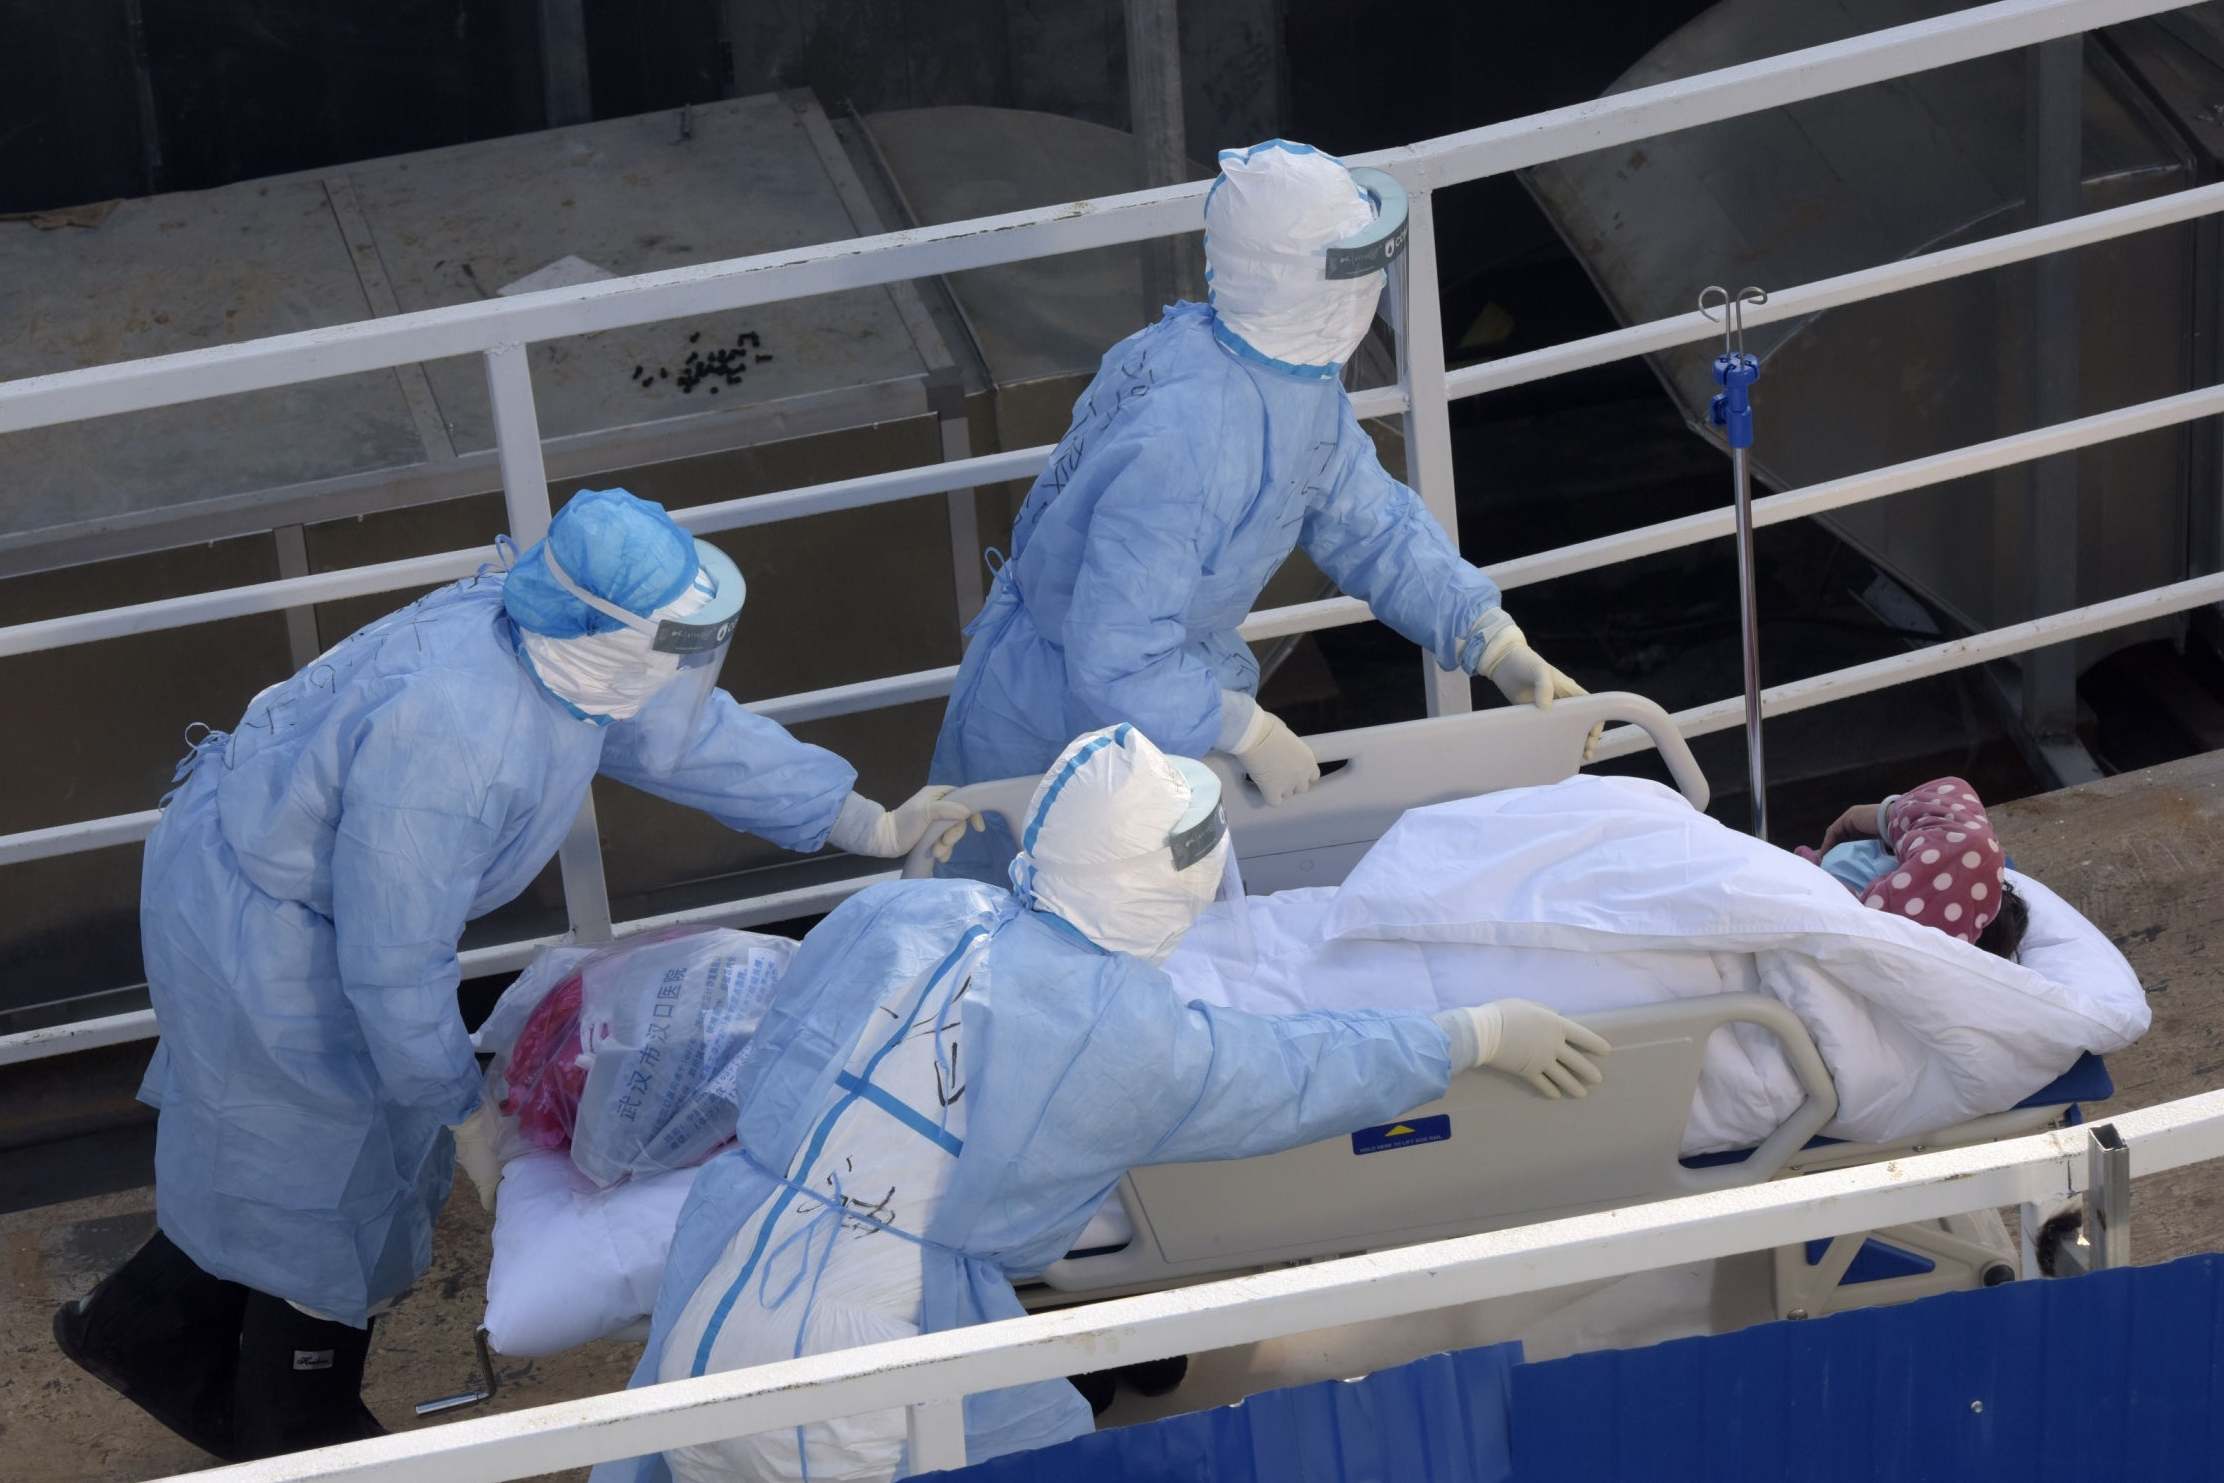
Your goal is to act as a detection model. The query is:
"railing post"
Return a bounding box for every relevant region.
[271,523,322,668]
[2083,1123,2131,1270]
[904,1398,968,1473]
[928,368,984,628]
[537,0,592,128]
[1126,0,1203,320]
[485,344,614,944]
[1392,184,1474,718]
[2019,33,2102,787]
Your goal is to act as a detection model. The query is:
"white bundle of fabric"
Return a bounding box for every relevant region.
[1167,775,2149,1151]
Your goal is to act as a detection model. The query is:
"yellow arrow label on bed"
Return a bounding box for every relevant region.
[1352,1115,1450,1155]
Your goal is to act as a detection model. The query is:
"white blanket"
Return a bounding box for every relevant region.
[484,1152,702,1357]
[1165,776,2149,1150]
[483,775,2148,1355]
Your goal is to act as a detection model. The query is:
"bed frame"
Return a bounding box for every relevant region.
[902,692,2092,1321]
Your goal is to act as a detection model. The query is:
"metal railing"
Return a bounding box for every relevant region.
[0,0,2208,1472]
[5,0,2219,1071]
[158,1087,2224,1482]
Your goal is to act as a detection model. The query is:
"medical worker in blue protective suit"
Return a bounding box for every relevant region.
[932,140,1583,880]
[54,488,978,1464]
[594,725,1606,1483]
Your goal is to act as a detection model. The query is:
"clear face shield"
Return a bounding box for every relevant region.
[1159,757,1253,968]
[1329,167,1411,367]
[541,538,746,773]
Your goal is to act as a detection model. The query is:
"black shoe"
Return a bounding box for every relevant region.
[1118,1354,1189,1397]
[52,1229,249,1461]
[1069,1369,1119,1416]
[232,1292,387,1460]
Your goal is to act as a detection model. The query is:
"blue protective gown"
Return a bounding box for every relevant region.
[136,575,855,1325]
[594,879,1453,1483]
[931,302,1501,872]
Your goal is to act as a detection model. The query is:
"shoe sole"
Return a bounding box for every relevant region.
[52,1300,245,1463]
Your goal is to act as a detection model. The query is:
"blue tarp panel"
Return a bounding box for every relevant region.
[1512,1255,2224,1481]
[918,1342,1521,1483]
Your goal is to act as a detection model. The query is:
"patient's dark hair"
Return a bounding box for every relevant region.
[1976,881,2028,961]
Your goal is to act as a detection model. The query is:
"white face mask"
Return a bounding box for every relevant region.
[1113,837,1229,965]
[1030,830,1227,966]
[1205,143,1385,371]
[521,579,710,722]
[1214,271,1383,371]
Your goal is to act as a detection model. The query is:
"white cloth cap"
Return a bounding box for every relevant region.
[1013,725,1228,965]
[521,575,712,721]
[1205,141,1384,372]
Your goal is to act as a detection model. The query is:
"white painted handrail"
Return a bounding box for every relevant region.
[10,371,2221,879]
[8,183,2222,664]
[1389,0,2203,189]
[1447,180,2224,401]
[0,0,2186,440]
[2,2,2213,1476]
[152,1089,2224,1483]
[13,565,2219,1067]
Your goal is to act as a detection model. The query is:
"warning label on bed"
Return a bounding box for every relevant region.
[1351,1115,1450,1156]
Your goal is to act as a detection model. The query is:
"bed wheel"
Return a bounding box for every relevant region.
[1070,1357,1188,1414]
[1070,1370,1118,1416]
[2034,1210,2085,1278]
[1121,1354,1189,1397]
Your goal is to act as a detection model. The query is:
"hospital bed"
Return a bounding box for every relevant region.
[899,691,2111,1322]
[462,692,2110,1391]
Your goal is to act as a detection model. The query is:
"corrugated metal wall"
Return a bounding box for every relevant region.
[921,1342,1520,1483]
[930,1256,2224,1481]
[1515,1255,2224,1480]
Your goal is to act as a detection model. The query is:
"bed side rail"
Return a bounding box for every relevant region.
[1035,991,1836,1295]
[901,691,1708,886]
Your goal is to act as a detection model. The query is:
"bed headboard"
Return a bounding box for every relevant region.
[903,691,1705,892]
[1221,691,1705,893]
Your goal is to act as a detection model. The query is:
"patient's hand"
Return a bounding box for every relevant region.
[1815,801,1884,856]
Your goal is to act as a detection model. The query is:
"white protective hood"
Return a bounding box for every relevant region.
[1204,140,1384,374]
[1012,725,1229,965]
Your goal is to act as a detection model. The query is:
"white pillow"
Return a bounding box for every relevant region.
[484,1150,702,1357]
[2003,868,2147,1048]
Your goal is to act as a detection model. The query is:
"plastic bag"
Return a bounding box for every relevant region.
[476,944,596,1164]
[501,972,590,1152]
[475,927,795,1183]
[474,944,590,1063]
[569,926,793,1186]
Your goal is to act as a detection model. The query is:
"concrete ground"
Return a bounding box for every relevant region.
[3,1184,629,1483]
[6,751,2221,1481]
[1983,748,2224,1262]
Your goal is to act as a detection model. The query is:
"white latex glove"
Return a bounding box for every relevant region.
[1437,998,1610,1099]
[451,1099,504,1214]
[1464,608,1597,760]
[1223,704,1319,806]
[827,787,984,860]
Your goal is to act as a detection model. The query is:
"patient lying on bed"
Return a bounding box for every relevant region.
[1161,773,2145,1157]
[1795,776,2027,959]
